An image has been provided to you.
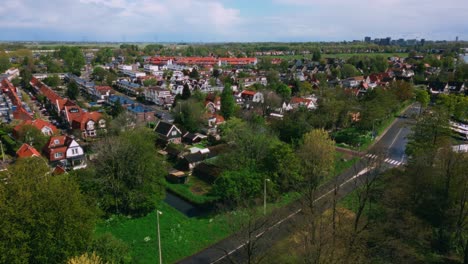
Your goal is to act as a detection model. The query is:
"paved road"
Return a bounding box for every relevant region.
[178,104,419,264]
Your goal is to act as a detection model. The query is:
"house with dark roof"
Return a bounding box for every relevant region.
[154,121,182,144]
[428,82,449,94]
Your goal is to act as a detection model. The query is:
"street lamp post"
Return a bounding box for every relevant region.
[156,210,163,264]
[264,178,270,215]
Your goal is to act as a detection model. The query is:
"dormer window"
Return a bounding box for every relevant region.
[54,139,59,145]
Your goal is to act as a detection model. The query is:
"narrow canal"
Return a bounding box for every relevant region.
[164,191,206,218]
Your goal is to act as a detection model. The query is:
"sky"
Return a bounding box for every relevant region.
[0,0,467,42]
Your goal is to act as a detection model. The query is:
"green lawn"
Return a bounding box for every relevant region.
[97,145,359,264]
[165,176,218,206]
[96,202,235,264]
[96,190,302,264]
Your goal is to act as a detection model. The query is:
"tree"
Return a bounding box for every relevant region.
[67,80,80,100]
[173,99,205,132]
[92,67,108,82]
[0,53,11,73]
[43,74,61,88]
[221,83,236,120]
[95,48,113,64]
[189,68,199,79]
[312,49,321,61]
[91,128,165,216]
[275,83,291,100]
[67,252,103,264]
[110,100,125,118]
[15,124,49,150]
[390,80,414,101]
[341,64,361,78]
[181,83,191,100]
[0,158,98,264]
[59,46,85,75]
[143,78,158,87]
[87,233,132,264]
[415,89,430,115]
[297,129,335,189]
[212,169,263,205]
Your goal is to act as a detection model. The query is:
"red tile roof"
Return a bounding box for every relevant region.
[13,107,33,121]
[16,143,41,159]
[71,111,103,130]
[241,90,256,96]
[13,119,58,138]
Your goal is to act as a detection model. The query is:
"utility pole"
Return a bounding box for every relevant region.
[157,210,163,264]
[264,178,270,215]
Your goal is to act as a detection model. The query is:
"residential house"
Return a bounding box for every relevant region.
[16,143,41,159]
[182,132,207,144]
[240,90,264,104]
[154,121,182,144]
[428,82,449,94]
[93,86,112,102]
[116,80,142,95]
[71,111,106,138]
[290,96,317,110]
[204,93,221,113]
[43,135,87,170]
[13,119,58,138]
[447,82,466,94]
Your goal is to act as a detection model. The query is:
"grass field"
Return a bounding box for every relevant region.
[97,148,359,263]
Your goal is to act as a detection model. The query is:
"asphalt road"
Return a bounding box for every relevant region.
[178,104,419,264]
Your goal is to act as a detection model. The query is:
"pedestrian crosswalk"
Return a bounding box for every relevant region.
[364,154,406,166]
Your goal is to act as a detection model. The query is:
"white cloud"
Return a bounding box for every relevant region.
[0,0,466,41]
[0,0,242,41]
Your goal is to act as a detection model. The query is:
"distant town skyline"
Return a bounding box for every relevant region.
[0,0,467,42]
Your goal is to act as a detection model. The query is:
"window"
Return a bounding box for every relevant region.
[54,152,63,159]
[54,139,60,145]
[171,130,178,136]
[71,148,78,155]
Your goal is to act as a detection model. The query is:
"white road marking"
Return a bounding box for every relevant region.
[389,128,403,149]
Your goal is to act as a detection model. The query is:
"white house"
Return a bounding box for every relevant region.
[66,139,87,170]
[118,64,133,71]
[144,64,159,72]
[121,70,146,78]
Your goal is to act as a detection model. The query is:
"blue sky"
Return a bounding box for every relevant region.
[0,0,466,42]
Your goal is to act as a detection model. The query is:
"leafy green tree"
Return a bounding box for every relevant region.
[67,80,80,100]
[110,100,125,118]
[181,83,191,100]
[173,99,205,132]
[59,46,85,75]
[341,64,361,78]
[43,74,61,88]
[297,129,335,188]
[212,168,263,205]
[88,233,132,264]
[275,83,291,100]
[220,83,236,119]
[0,53,11,72]
[91,128,165,216]
[0,158,98,264]
[415,89,430,115]
[15,124,49,150]
[312,49,321,61]
[143,78,158,87]
[95,48,114,64]
[189,68,199,79]
[92,67,108,82]
[390,80,414,101]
